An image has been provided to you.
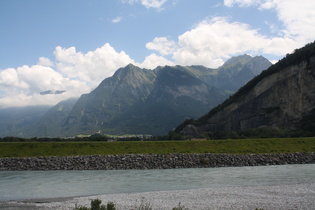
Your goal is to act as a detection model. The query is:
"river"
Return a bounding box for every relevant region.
[1,164,315,202]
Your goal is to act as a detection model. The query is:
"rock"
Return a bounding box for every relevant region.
[0,153,315,171]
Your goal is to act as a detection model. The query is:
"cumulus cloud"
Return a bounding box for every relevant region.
[0,68,27,89]
[1,0,314,108]
[54,43,134,87]
[224,0,315,43]
[172,17,267,67]
[0,43,135,108]
[141,0,168,9]
[269,0,315,42]
[0,64,88,108]
[145,37,177,56]
[145,0,315,68]
[38,57,54,67]
[144,17,299,68]
[138,53,174,69]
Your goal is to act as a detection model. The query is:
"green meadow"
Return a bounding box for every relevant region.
[1,137,315,158]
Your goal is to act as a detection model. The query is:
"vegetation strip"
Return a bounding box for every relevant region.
[1,137,315,158]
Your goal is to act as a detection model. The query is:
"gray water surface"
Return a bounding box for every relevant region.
[1,164,315,201]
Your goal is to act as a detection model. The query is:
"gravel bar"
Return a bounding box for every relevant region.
[2,183,315,210]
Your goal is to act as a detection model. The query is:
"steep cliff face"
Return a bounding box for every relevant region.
[179,42,315,137]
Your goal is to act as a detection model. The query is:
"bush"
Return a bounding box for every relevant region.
[74,199,116,210]
[172,202,189,210]
[199,157,209,165]
[105,202,116,210]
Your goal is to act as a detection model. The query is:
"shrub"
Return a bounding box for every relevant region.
[199,157,209,165]
[91,199,103,210]
[74,199,116,210]
[172,202,189,210]
[74,206,90,210]
[106,202,116,210]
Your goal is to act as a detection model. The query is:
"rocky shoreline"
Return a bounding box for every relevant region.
[1,152,315,171]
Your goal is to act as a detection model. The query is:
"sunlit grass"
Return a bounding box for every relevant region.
[0,137,314,158]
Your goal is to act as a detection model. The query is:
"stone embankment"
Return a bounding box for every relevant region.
[1,153,315,171]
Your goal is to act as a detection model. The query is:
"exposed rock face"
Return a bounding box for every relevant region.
[179,43,315,136]
[212,58,315,130]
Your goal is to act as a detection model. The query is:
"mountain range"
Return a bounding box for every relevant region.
[176,42,315,138]
[0,54,271,137]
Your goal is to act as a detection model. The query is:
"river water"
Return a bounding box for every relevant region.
[1,164,315,201]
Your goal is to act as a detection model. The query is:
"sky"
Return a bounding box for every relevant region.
[0,0,315,108]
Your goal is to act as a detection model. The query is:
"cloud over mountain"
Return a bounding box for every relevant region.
[1,0,314,108]
[0,44,134,108]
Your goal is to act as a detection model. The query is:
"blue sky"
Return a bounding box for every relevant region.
[0,0,315,108]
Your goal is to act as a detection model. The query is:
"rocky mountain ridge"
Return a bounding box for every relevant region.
[59,55,271,137]
[177,42,315,138]
[0,54,271,137]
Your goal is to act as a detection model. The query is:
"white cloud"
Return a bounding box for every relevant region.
[2,0,314,108]
[138,53,174,69]
[0,68,26,89]
[140,0,168,8]
[145,17,291,68]
[145,37,177,56]
[224,0,315,43]
[269,0,315,42]
[259,0,276,10]
[145,17,275,68]
[172,17,268,67]
[15,65,75,93]
[38,57,54,66]
[54,43,135,87]
[0,64,88,108]
[0,43,135,108]
[112,16,122,23]
[145,0,315,68]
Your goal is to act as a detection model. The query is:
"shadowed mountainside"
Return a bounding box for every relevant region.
[176,42,315,138]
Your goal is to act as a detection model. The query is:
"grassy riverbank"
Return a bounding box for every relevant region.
[1,137,315,158]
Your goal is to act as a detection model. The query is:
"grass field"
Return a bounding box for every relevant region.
[0,137,315,158]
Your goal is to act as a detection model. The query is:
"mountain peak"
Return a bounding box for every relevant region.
[125,63,137,68]
[113,63,144,80]
[221,54,252,68]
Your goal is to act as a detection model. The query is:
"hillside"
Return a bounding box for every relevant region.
[26,98,78,137]
[0,106,51,137]
[176,42,315,138]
